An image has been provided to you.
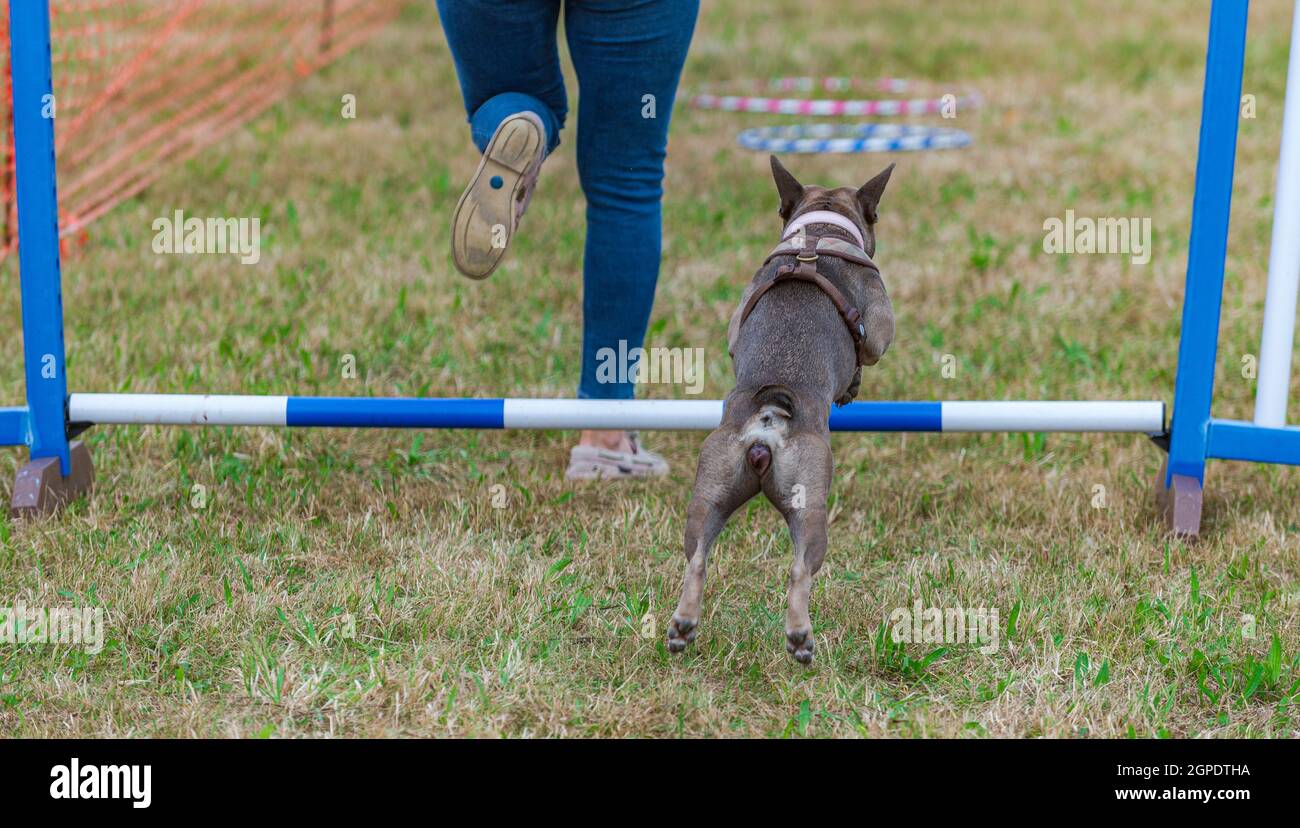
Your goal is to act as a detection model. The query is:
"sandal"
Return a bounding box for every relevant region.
[565,432,669,480]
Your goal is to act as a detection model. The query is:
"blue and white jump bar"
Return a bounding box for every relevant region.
[67,394,1166,434]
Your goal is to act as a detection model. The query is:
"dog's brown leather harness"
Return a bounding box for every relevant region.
[737,231,881,405]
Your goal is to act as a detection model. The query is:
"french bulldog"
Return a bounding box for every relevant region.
[667,156,896,665]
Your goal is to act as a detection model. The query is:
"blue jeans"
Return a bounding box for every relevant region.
[436,0,699,400]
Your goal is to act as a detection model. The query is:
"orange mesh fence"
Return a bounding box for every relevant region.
[0,0,409,253]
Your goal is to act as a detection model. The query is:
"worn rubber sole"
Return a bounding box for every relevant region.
[451,113,545,280]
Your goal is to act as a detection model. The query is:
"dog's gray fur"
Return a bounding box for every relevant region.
[667,156,896,665]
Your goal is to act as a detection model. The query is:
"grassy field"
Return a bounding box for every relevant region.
[2,0,1299,738]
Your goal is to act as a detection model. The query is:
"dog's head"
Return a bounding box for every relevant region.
[769,155,894,258]
[767,155,896,368]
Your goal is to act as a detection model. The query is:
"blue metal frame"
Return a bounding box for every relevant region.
[1165,0,1300,492]
[1207,418,1300,465]
[1167,0,1251,488]
[7,0,71,474]
[0,406,28,446]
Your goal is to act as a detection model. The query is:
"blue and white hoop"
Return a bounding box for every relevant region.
[737,123,972,154]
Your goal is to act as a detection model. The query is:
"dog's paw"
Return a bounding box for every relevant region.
[666,616,697,653]
[785,628,815,665]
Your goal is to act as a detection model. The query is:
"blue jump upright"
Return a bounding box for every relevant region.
[4,0,93,517]
[1162,0,1300,535]
[1161,0,1251,534]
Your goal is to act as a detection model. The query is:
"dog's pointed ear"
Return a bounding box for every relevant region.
[770,155,805,221]
[856,163,895,224]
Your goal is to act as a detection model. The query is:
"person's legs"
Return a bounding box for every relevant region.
[436,0,566,151]
[438,0,699,469]
[564,0,699,453]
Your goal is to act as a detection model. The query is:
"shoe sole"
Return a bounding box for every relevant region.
[451,114,544,280]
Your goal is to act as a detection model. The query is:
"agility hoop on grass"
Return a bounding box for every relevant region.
[689,77,981,117]
[738,123,971,154]
[690,77,979,154]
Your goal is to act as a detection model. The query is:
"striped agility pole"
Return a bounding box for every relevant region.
[68,395,1166,434]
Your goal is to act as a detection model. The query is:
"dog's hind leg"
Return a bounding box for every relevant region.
[764,432,832,666]
[781,504,828,665]
[667,427,758,654]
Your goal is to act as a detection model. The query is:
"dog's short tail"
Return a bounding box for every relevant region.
[745,384,793,478]
[752,384,795,417]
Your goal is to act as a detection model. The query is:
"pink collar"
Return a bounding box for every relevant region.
[782,210,866,249]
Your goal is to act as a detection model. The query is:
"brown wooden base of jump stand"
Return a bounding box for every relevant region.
[10,440,94,518]
[1155,458,1202,538]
